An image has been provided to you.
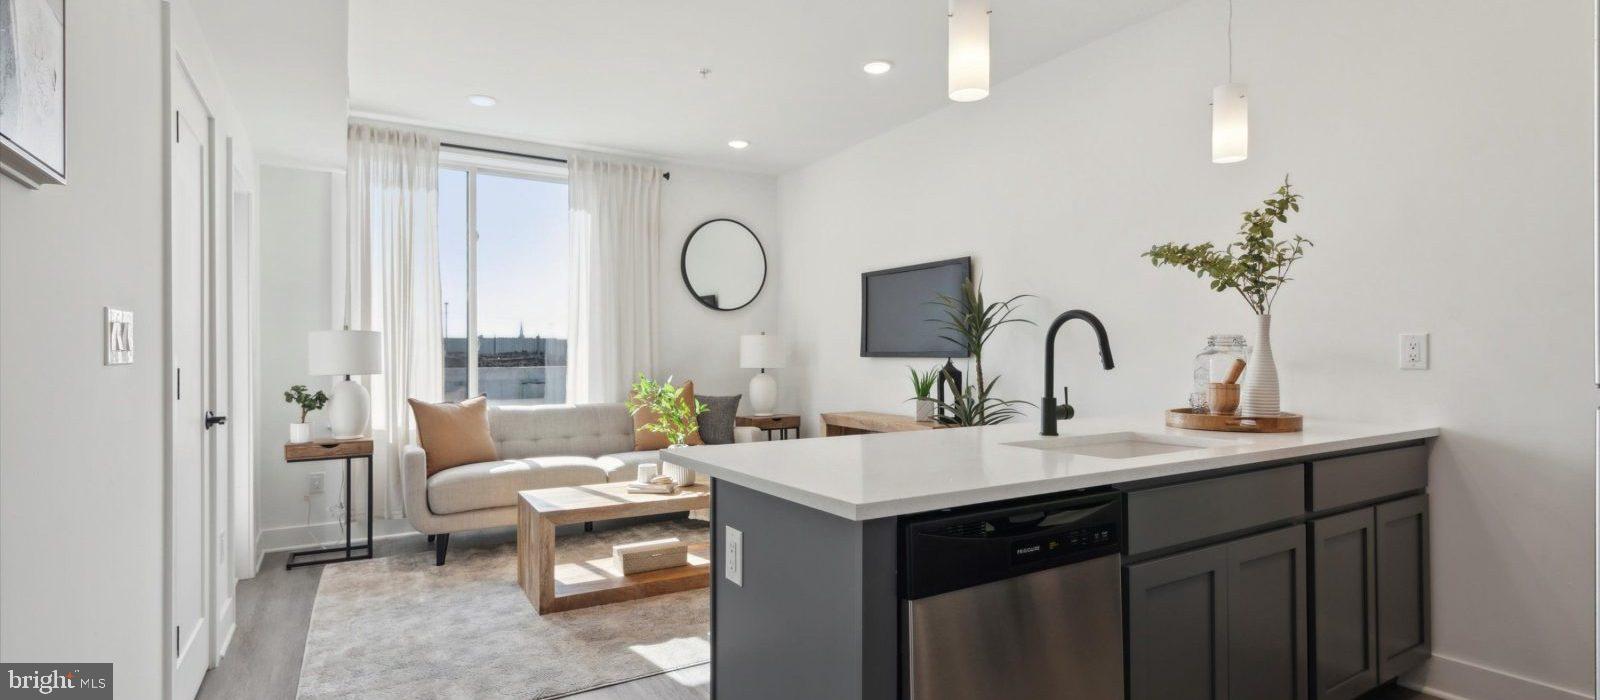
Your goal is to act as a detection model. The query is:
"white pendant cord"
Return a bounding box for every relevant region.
[1227,0,1234,83]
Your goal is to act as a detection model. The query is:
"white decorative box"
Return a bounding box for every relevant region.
[613,537,688,575]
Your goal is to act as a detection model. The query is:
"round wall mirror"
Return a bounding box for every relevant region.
[681,218,767,311]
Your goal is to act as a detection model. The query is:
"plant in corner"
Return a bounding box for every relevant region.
[284,384,329,443]
[1142,174,1312,416]
[626,374,708,448]
[929,278,1034,426]
[907,366,940,422]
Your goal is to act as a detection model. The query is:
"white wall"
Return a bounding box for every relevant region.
[776,0,1595,698]
[0,0,257,695]
[255,166,343,546]
[658,164,782,405]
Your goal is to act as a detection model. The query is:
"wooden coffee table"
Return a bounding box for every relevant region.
[517,481,712,615]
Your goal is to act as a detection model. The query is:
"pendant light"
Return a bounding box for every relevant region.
[948,0,990,102]
[1212,0,1248,163]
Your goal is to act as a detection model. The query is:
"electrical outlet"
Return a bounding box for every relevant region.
[724,525,743,586]
[309,472,325,495]
[1400,333,1429,370]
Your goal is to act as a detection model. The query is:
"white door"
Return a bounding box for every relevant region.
[170,66,211,700]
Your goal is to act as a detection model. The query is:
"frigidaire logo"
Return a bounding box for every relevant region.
[1,664,111,699]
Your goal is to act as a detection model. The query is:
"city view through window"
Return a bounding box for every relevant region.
[439,166,569,404]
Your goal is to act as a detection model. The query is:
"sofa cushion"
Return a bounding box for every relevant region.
[409,396,499,477]
[696,394,741,445]
[426,456,607,515]
[630,380,704,450]
[596,450,664,483]
[490,404,635,460]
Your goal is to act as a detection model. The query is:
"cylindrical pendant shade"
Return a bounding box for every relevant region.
[308,330,383,376]
[1212,83,1249,164]
[948,0,990,102]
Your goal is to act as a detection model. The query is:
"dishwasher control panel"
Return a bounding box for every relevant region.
[1010,522,1118,567]
[902,492,1122,600]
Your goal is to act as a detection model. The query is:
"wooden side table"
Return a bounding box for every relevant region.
[736,413,801,440]
[283,438,374,569]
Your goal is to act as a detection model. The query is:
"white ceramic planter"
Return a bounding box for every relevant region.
[289,422,311,443]
[663,445,697,486]
[1239,314,1281,417]
[915,398,936,422]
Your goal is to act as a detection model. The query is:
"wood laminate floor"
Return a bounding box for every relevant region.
[198,529,1432,700]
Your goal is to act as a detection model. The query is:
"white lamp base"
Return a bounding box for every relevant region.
[327,378,371,439]
[747,372,777,416]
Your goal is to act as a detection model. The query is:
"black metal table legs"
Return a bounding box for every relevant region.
[286,456,375,569]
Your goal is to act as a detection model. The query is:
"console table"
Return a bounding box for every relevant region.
[283,438,374,569]
[820,411,950,437]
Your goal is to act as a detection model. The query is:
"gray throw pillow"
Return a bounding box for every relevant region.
[697,394,742,445]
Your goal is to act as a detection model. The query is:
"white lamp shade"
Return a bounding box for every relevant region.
[1212,83,1248,164]
[308,330,383,376]
[947,0,990,102]
[739,334,786,369]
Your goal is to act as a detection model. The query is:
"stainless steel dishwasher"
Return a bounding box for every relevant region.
[902,492,1124,700]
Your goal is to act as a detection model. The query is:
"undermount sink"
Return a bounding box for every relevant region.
[1003,432,1232,459]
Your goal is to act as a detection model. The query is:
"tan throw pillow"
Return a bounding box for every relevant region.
[408,396,498,477]
[631,380,705,450]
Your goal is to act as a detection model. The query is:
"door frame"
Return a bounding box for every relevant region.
[227,156,258,582]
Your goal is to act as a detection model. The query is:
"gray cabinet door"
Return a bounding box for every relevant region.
[1127,543,1228,700]
[1376,495,1430,682]
[1311,509,1379,700]
[1227,525,1309,700]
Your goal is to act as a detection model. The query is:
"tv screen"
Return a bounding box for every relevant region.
[861,257,972,357]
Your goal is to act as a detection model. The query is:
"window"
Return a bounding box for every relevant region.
[439,153,570,405]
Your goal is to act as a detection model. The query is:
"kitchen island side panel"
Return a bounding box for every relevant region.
[712,479,899,700]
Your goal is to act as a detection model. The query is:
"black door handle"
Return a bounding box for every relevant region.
[205,411,227,429]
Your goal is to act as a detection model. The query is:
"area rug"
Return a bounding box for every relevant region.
[297,520,711,699]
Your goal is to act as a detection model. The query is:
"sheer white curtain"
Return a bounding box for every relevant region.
[346,123,441,518]
[567,155,663,403]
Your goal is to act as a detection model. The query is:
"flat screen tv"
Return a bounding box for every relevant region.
[860,257,972,357]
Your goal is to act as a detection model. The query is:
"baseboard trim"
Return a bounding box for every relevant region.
[258,517,419,554]
[1403,653,1594,700]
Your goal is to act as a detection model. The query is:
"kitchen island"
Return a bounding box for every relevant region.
[664,416,1440,700]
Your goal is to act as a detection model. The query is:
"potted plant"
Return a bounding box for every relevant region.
[284,384,329,443]
[627,374,708,484]
[907,366,940,421]
[929,278,1034,426]
[1142,175,1312,416]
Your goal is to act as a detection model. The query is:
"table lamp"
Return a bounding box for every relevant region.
[739,333,786,416]
[309,329,383,439]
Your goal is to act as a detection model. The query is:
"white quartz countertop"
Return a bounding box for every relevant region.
[662,416,1439,520]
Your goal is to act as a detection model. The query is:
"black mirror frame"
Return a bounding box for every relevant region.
[680,218,767,312]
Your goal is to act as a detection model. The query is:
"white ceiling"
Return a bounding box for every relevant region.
[191,0,349,170]
[349,0,1191,174]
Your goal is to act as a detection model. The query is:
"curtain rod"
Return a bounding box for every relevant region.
[440,142,671,180]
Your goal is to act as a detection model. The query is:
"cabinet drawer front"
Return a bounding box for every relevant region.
[1310,446,1426,512]
[1127,465,1306,556]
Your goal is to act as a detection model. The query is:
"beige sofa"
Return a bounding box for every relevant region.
[403,402,752,564]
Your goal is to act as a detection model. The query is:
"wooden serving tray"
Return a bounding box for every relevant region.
[1166,408,1303,433]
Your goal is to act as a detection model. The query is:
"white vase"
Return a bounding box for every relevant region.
[1239,314,1280,417]
[289,422,311,443]
[663,445,697,486]
[915,398,936,422]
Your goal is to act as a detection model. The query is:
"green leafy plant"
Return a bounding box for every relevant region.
[626,374,707,446]
[1141,175,1312,315]
[284,384,328,424]
[927,278,1034,426]
[907,366,940,400]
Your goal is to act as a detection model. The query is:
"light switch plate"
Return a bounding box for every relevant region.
[724,525,743,586]
[1399,333,1429,370]
[105,307,134,365]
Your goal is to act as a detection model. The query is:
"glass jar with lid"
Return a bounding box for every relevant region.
[1191,334,1249,411]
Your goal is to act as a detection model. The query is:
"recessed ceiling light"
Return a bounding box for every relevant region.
[467,94,497,107]
[728,139,750,150]
[862,60,894,75]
